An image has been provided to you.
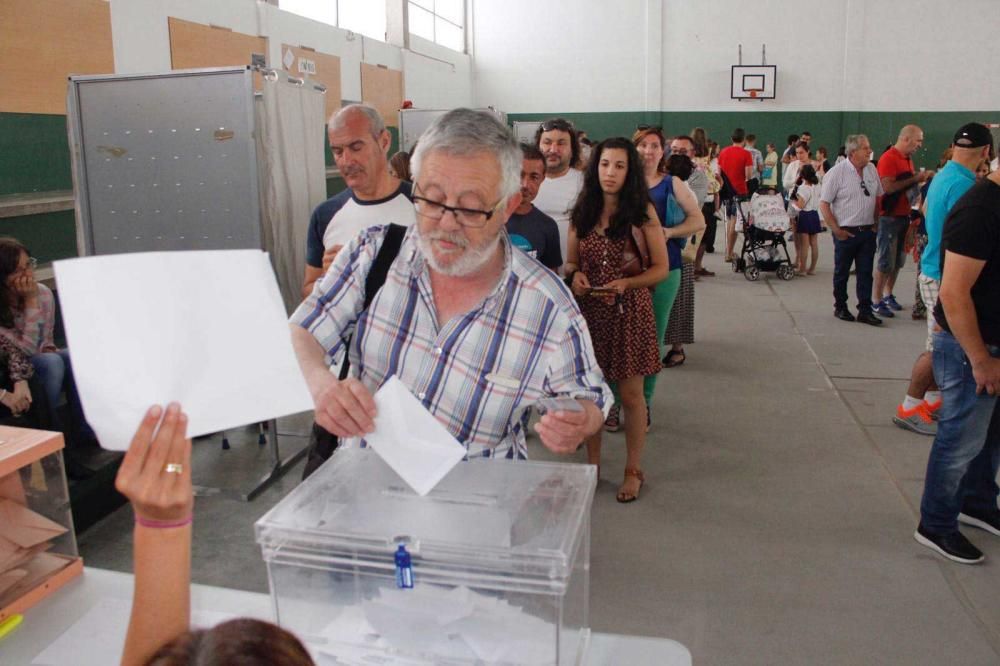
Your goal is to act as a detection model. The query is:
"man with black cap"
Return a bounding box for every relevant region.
[914,123,1000,564]
[894,124,995,436]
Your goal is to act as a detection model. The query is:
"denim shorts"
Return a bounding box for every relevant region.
[876,216,909,273]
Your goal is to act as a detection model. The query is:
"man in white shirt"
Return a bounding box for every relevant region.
[820,134,886,326]
[302,104,416,297]
[533,118,584,270]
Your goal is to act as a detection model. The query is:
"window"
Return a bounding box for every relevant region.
[280,0,387,42]
[408,0,464,52]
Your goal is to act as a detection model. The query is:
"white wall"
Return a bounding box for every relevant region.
[108,0,472,111]
[471,0,1000,113]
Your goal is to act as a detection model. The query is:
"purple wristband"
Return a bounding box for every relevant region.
[135,515,193,529]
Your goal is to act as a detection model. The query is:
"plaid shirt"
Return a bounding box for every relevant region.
[291,225,611,459]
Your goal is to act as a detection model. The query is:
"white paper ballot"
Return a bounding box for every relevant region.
[54,250,313,450]
[365,376,466,496]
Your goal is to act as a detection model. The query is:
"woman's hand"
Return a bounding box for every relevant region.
[11,380,31,414]
[115,404,193,523]
[11,273,36,298]
[0,389,20,415]
[602,278,632,299]
[571,270,591,297]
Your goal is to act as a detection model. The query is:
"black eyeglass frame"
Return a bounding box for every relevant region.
[859,179,871,196]
[412,187,505,229]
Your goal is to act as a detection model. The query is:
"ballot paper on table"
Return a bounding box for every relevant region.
[365,376,466,496]
[53,251,313,451]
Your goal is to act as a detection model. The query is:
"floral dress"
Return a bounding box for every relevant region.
[576,230,662,382]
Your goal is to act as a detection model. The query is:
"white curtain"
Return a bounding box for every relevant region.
[255,73,327,313]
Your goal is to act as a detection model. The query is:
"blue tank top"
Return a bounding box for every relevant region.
[648,176,683,270]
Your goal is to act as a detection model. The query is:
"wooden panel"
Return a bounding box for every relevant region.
[0,0,114,115]
[168,17,266,86]
[281,45,342,121]
[361,63,404,128]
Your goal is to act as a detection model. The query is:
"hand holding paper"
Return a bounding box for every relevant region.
[54,251,314,450]
[364,376,466,496]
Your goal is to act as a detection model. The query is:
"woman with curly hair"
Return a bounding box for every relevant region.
[564,138,668,502]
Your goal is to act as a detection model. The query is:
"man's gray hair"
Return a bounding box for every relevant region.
[845,134,869,154]
[411,108,521,201]
[329,103,385,140]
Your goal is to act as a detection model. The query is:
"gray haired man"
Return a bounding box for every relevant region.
[290,109,611,462]
[820,134,886,326]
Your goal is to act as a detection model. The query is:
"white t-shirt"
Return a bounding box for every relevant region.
[321,190,417,250]
[533,169,584,266]
[795,183,821,212]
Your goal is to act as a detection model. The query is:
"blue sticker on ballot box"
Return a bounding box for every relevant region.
[394,544,413,589]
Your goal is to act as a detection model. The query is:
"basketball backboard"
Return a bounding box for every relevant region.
[731,65,776,100]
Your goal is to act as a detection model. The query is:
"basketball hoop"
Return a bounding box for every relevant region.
[749,90,758,99]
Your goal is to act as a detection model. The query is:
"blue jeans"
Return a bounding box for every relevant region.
[919,331,1000,534]
[29,349,95,446]
[832,226,876,313]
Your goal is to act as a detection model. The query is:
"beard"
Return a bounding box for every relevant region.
[416,225,503,277]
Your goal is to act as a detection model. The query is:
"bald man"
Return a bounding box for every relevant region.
[303,104,416,298]
[873,125,934,317]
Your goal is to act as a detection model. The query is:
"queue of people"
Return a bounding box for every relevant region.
[6,105,997,664]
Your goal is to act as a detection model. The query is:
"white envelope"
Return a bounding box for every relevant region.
[54,250,314,451]
[365,376,466,496]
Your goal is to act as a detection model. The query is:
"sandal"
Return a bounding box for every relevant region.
[663,349,686,368]
[604,404,621,432]
[616,468,645,503]
[694,267,715,277]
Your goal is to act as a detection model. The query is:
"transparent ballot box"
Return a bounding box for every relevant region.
[0,427,83,622]
[255,447,596,665]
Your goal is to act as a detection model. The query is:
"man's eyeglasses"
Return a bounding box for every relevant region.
[540,119,574,133]
[859,180,871,196]
[412,189,504,228]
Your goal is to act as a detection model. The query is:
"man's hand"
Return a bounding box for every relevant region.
[972,356,1000,396]
[918,170,934,183]
[831,226,854,241]
[314,377,377,437]
[321,244,344,273]
[534,407,591,454]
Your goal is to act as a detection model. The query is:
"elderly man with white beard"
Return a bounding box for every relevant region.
[290,108,611,462]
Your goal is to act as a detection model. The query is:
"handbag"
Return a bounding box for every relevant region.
[620,224,650,277]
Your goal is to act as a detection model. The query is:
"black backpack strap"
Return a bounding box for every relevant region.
[306,224,409,479]
[337,223,407,380]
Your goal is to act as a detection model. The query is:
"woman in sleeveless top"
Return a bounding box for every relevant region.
[564,138,668,503]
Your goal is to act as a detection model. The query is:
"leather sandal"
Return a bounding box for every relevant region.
[616,468,645,503]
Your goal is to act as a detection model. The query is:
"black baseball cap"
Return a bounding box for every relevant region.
[953,123,993,149]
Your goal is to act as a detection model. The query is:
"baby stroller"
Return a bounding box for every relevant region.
[732,189,795,281]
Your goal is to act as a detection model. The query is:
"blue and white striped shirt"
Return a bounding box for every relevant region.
[291,225,611,460]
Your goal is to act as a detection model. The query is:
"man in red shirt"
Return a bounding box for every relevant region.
[718,128,754,261]
[873,125,933,316]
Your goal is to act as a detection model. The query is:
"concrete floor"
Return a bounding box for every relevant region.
[78,234,1000,664]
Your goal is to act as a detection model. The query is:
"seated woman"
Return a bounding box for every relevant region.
[117,404,314,665]
[0,333,35,421]
[0,238,95,447]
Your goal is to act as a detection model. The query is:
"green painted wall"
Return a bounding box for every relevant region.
[0,210,78,263]
[509,111,999,170]
[0,113,72,195]
[3,110,994,264]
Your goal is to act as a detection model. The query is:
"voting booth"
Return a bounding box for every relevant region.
[256,447,596,665]
[0,428,83,622]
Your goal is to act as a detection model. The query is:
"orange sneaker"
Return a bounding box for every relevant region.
[923,399,942,421]
[893,403,936,436]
